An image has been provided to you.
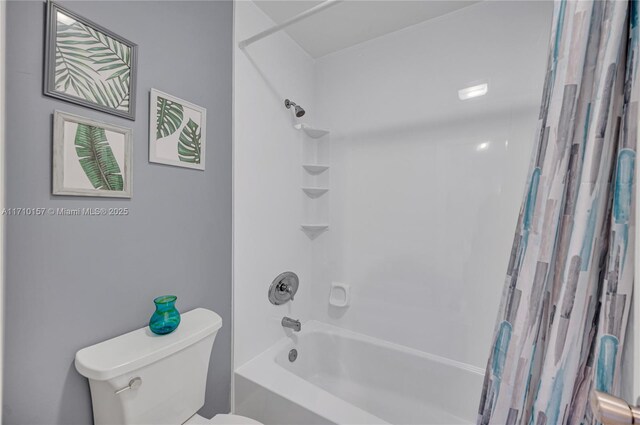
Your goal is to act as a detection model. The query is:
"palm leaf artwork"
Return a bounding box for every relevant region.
[156,97,184,139]
[178,119,202,164]
[75,124,124,191]
[54,11,131,111]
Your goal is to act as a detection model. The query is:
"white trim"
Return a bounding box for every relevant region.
[0,0,6,419]
[230,0,236,413]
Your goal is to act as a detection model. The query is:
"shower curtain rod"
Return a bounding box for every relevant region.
[238,0,344,48]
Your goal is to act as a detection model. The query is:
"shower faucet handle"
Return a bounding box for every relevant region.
[279,281,295,301]
[268,271,299,305]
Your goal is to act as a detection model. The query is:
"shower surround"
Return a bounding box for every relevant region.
[233,1,552,423]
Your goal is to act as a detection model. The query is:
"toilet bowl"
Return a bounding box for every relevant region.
[74,308,263,425]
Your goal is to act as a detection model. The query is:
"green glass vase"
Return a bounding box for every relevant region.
[149,295,181,335]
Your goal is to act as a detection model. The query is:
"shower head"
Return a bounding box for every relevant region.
[284,99,305,117]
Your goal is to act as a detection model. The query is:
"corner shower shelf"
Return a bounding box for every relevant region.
[301,224,329,231]
[302,187,329,198]
[302,164,330,174]
[294,124,330,139]
[301,224,329,239]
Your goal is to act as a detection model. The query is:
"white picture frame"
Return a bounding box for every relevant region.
[149,89,206,170]
[53,110,132,198]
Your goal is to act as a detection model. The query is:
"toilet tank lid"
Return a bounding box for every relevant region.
[75,308,222,381]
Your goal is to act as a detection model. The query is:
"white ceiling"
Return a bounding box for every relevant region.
[253,0,480,58]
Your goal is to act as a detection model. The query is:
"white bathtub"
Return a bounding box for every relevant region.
[234,321,484,424]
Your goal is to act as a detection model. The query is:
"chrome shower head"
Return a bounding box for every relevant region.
[285,99,305,117]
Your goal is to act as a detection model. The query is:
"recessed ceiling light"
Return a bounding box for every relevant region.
[477,142,489,151]
[458,83,488,100]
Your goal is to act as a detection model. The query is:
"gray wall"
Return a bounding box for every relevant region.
[3,1,232,423]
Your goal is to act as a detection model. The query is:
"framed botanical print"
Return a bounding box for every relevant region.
[44,1,138,120]
[53,111,132,198]
[149,89,206,170]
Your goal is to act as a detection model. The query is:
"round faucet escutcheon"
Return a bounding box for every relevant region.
[268,271,299,305]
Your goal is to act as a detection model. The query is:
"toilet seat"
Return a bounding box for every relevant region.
[185,413,263,425]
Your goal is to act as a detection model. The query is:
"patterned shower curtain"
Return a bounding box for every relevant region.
[478,1,638,424]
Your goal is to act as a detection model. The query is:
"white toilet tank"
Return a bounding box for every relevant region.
[75,308,223,425]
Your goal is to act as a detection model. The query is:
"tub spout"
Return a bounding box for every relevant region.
[282,317,301,332]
